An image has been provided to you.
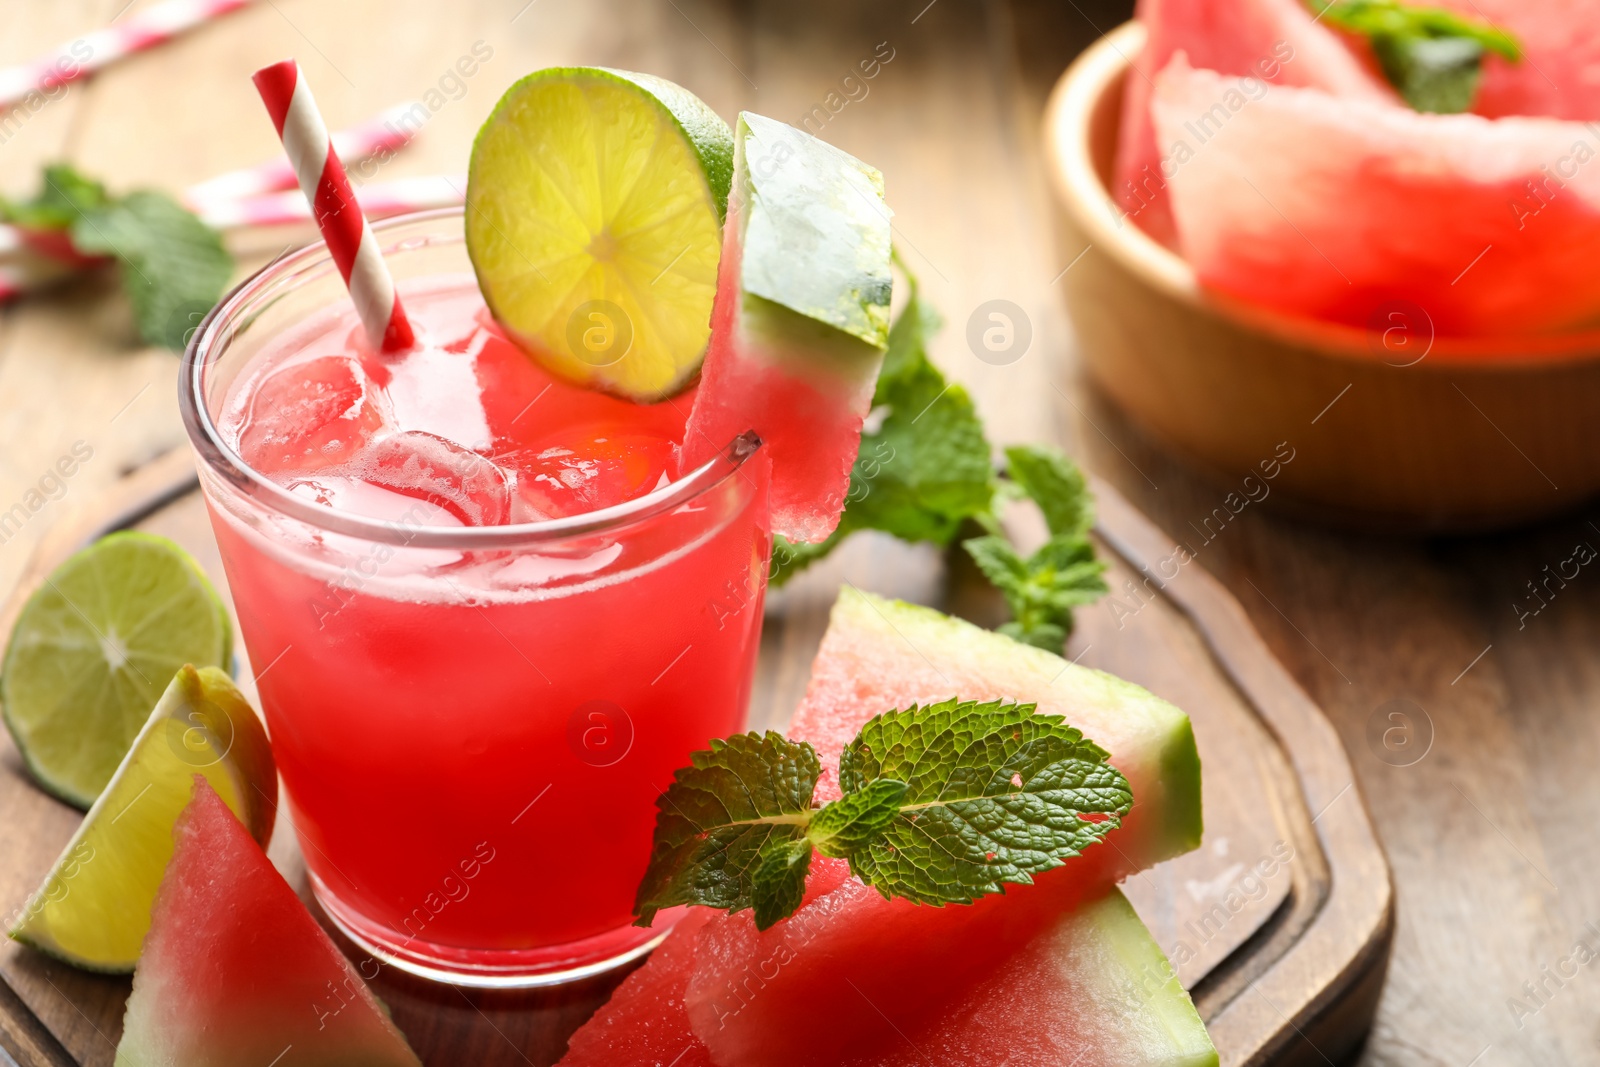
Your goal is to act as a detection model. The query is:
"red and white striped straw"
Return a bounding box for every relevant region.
[184,102,424,206]
[252,59,413,353]
[0,0,254,110]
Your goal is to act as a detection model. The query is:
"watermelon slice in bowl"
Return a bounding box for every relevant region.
[1113,0,1394,245]
[116,779,422,1067]
[680,112,893,544]
[1151,54,1600,336]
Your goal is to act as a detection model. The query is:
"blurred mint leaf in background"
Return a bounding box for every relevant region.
[1310,0,1522,113]
[0,164,231,351]
[72,192,233,352]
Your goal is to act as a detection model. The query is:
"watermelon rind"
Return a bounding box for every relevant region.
[732,111,893,349]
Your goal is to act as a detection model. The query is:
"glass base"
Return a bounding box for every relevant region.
[310,873,672,988]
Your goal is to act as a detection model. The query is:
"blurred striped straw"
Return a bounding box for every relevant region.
[0,0,255,110]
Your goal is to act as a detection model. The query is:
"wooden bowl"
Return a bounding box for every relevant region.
[1043,21,1600,531]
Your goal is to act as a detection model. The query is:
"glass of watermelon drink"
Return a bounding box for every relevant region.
[179,209,771,987]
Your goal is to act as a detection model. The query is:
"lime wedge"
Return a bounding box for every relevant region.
[2,532,232,809]
[466,66,732,401]
[9,665,275,972]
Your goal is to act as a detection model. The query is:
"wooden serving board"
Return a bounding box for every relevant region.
[0,449,1391,1067]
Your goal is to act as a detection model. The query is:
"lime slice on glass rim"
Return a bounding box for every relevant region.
[465,66,732,402]
[8,665,275,972]
[1,532,232,809]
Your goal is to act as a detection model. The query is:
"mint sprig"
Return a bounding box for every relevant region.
[964,445,1109,651]
[634,699,1133,930]
[1,164,233,351]
[1310,0,1522,113]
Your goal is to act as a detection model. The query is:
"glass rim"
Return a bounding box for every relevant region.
[180,207,759,549]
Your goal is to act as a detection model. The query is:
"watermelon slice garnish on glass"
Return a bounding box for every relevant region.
[558,587,1209,1067]
[680,112,893,544]
[116,779,422,1067]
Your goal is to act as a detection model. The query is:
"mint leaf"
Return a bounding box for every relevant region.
[73,191,232,352]
[808,778,908,858]
[633,732,820,927]
[770,263,993,586]
[1311,0,1521,113]
[838,699,1132,905]
[969,444,1109,650]
[750,836,813,930]
[0,164,111,230]
[1005,444,1093,540]
[635,702,1131,928]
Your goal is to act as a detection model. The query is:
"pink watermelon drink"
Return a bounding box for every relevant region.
[181,210,772,986]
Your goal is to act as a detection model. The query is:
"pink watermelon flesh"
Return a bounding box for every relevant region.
[1115,0,1393,245]
[682,588,1203,1067]
[116,778,422,1067]
[840,889,1215,1067]
[557,858,853,1067]
[1437,0,1600,121]
[1154,56,1600,336]
[680,113,892,544]
[559,910,716,1067]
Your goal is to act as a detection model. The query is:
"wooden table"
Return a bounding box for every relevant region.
[0,1,1590,1064]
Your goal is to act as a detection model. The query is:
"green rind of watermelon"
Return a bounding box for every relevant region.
[115,779,422,1067]
[680,112,892,544]
[682,587,1204,1066]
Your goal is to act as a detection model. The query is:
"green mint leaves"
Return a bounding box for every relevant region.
[1310,0,1522,113]
[1,164,233,351]
[964,445,1108,651]
[770,259,1108,650]
[632,732,820,929]
[634,699,1133,930]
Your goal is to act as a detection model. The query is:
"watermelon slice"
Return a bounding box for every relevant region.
[116,779,422,1067]
[560,885,1212,1067]
[1437,0,1600,121]
[680,588,1202,1067]
[680,112,892,544]
[1115,0,1393,245]
[848,889,1214,1067]
[1152,56,1600,335]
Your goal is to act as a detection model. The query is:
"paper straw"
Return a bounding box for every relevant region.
[252,59,413,352]
[0,0,255,111]
[184,102,425,206]
[194,174,464,229]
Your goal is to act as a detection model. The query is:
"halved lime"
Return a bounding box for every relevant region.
[9,665,275,972]
[466,67,732,402]
[2,532,232,809]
